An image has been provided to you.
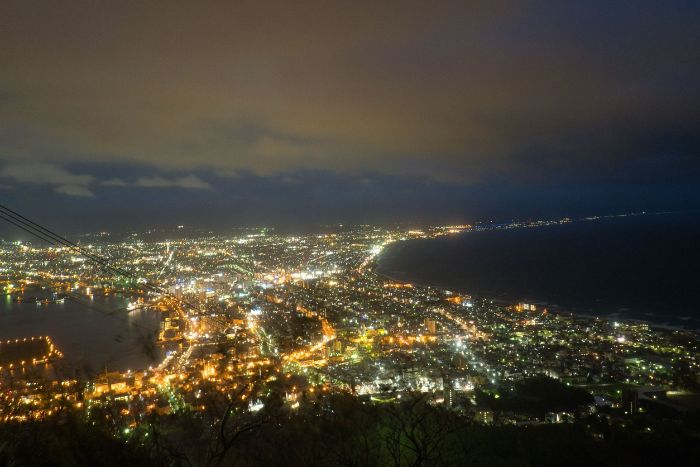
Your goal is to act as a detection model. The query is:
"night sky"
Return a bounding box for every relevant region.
[1,1,699,233]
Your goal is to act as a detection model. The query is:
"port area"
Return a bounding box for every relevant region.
[0,336,63,370]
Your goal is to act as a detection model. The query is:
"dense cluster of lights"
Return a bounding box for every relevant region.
[0,215,697,429]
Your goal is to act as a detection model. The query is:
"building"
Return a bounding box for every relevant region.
[474,409,494,424]
[443,375,456,408]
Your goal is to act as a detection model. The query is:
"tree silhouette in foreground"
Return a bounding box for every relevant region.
[1,387,700,466]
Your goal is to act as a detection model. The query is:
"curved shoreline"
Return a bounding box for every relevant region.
[373,247,700,333]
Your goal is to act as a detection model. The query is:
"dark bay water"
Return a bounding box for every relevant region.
[378,213,700,329]
[0,295,162,374]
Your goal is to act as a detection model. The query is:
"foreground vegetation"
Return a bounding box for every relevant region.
[1,389,700,467]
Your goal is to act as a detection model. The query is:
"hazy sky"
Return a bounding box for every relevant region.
[1,1,699,232]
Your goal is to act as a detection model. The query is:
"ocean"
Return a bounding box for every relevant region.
[377,212,700,330]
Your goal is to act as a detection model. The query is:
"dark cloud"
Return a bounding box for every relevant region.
[0,1,699,229]
[134,175,210,189]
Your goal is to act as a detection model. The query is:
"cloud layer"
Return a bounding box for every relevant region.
[134,175,210,189]
[1,1,697,185]
[0,163,95,197]
[0,1,699,231]
[0,162,211,197]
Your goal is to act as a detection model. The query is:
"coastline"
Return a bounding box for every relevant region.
[373,253,700,334]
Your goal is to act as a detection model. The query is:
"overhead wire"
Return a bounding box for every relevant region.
[0,204,249,379]
[0,204,229,327]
